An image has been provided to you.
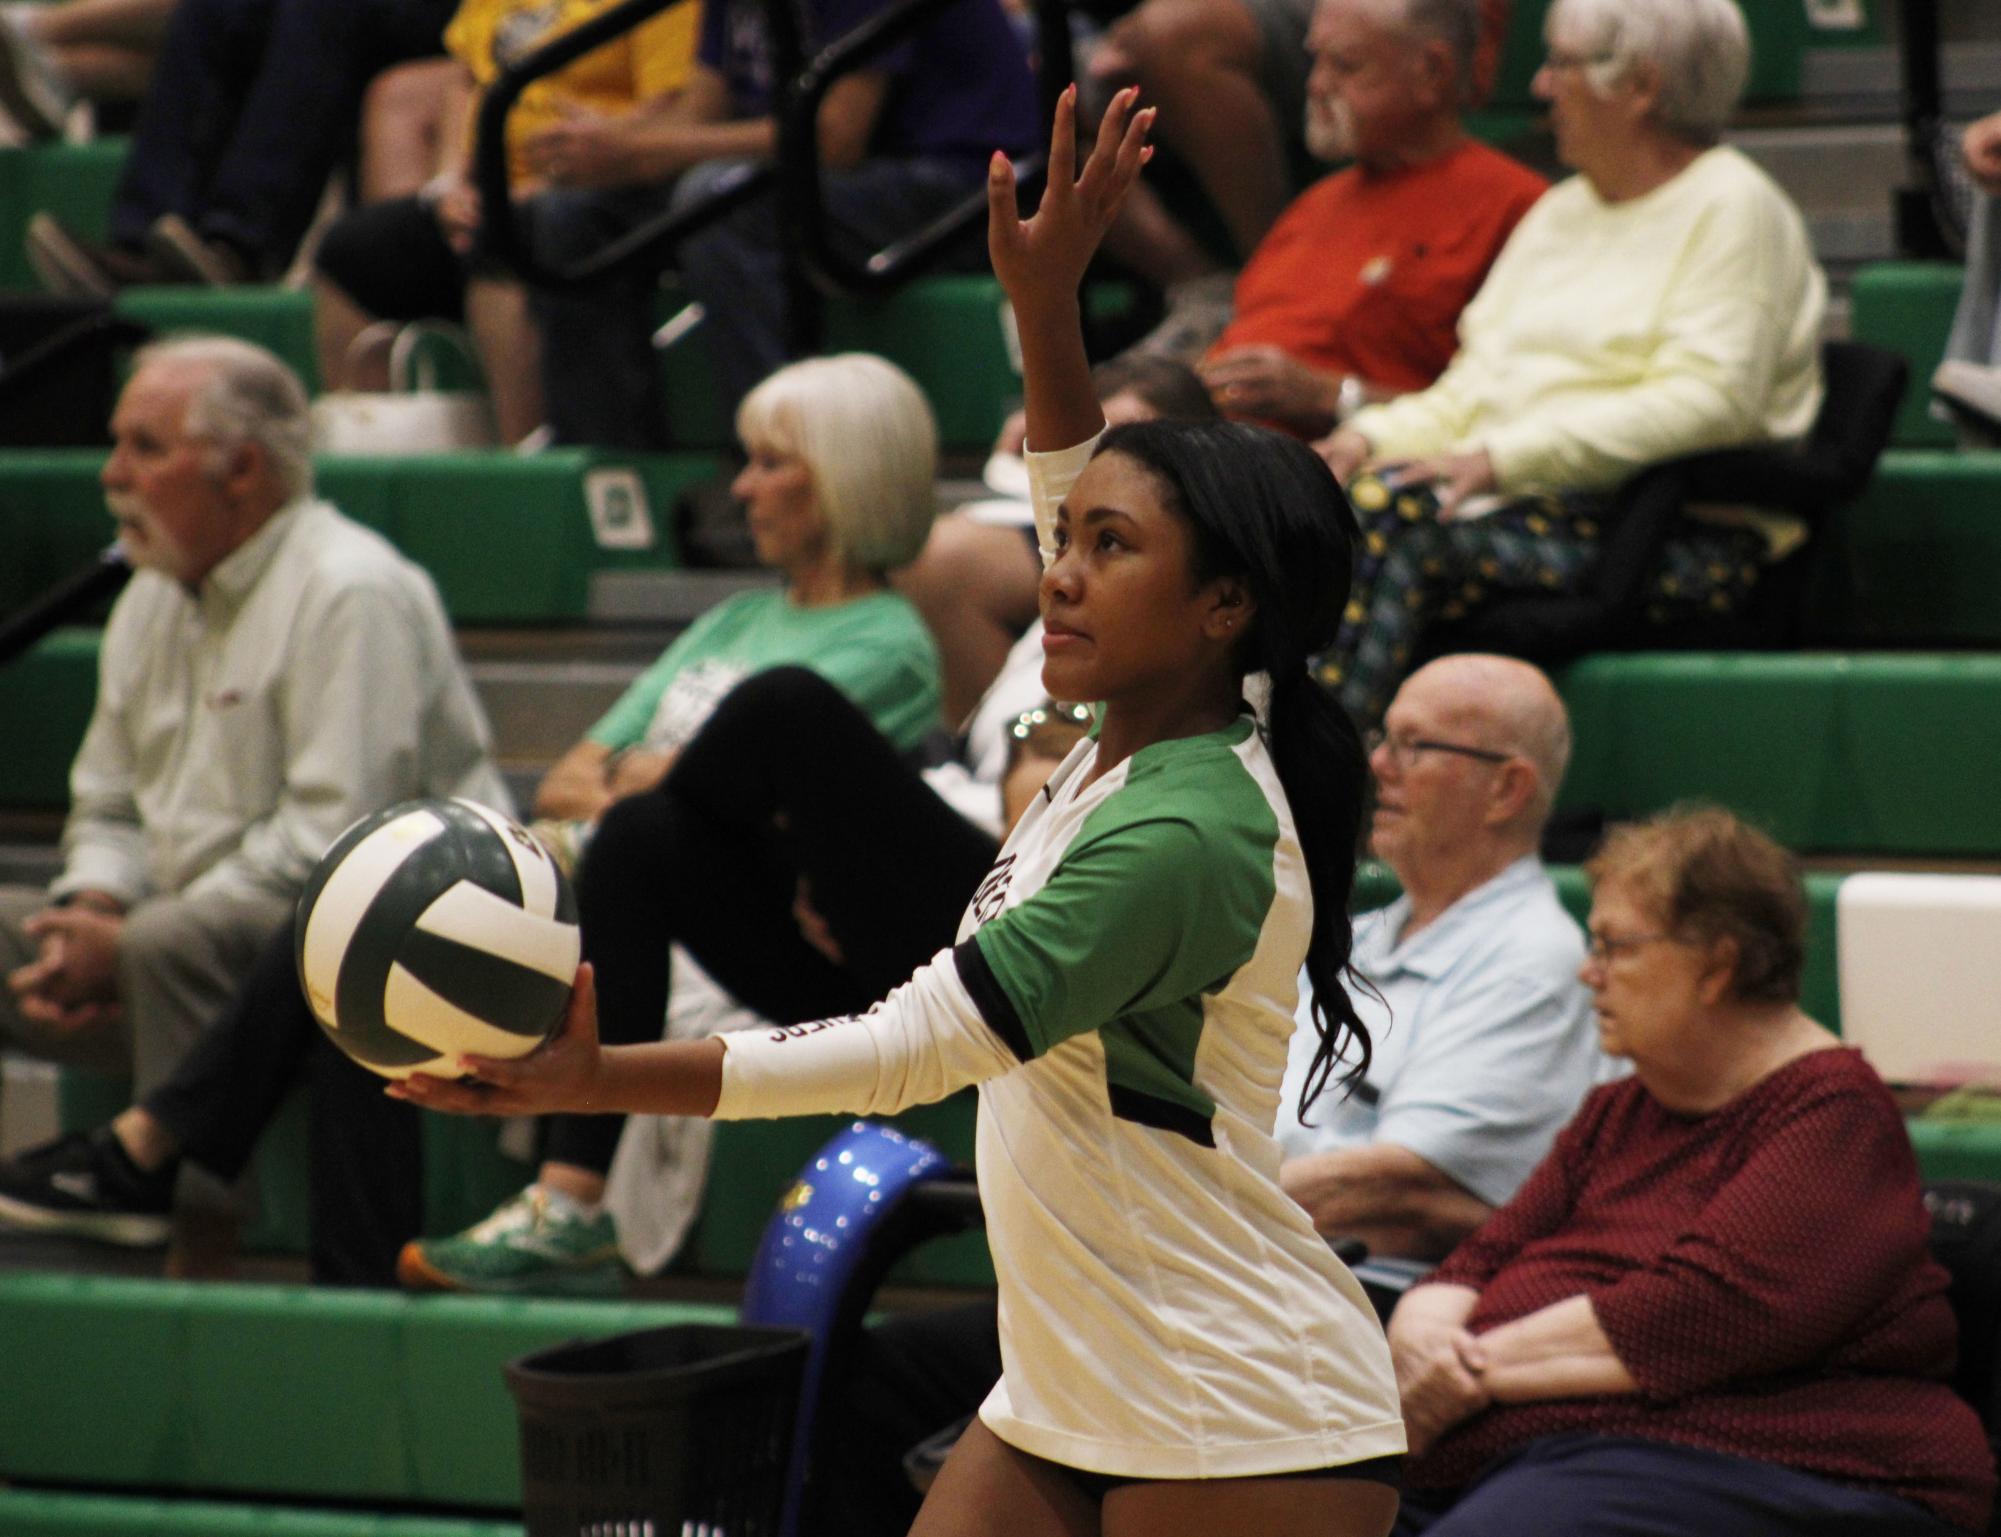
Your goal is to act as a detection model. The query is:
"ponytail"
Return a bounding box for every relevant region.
[1097,421,1374,1112]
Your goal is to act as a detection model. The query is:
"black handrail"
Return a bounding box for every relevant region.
[471,0,785,289]
[774,0,1065,306]
[1892,0,1954,259]
[0,545,130,669]
[470,0,1071,342]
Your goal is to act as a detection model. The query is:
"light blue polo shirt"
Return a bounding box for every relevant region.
[1276,855,1600,1207]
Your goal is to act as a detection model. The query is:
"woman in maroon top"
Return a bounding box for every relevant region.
[1387,805,1996,1537]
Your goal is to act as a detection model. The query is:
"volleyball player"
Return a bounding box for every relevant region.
[397,86,1406,1537]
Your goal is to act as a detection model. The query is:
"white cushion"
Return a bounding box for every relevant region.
[1837,873,2001,1085]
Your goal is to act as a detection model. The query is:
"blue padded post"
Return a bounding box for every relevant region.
[740,1120,964,1537]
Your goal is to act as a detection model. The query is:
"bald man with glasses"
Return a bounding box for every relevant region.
[1275,653,1603,1260]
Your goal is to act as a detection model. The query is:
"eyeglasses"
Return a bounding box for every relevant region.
[1584,931,1678,964]
[1542,48,1614,72]
[1364,729,1512,769]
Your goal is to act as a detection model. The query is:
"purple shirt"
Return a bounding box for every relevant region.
[697,0,1037,164]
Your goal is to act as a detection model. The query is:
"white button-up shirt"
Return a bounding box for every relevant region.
[55,497,511,908]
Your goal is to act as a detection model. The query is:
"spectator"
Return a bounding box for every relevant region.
[26,0,457,294]
[816,652,1602,1537]
[0,336,506,1215]
[523,0,1037,450]
[400,352,944,1290]
[1096,0,1510,352]
[1931,110,2001,443]
[1196,0,1543,438]
[1276,653,1599,1258]
[0,0,177,139]
[1388,805,1995,1537]
[313,0,701,445]
[1317,0,1824,725]
[899,0,1542,721]
[531,353,941,850]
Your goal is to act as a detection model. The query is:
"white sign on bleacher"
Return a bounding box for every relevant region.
[1838,874,2001,1086]
[586,467,656,551]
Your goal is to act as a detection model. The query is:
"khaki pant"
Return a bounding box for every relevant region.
[0,882,294,1212]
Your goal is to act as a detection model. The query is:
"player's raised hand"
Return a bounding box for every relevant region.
[988,84,1153,323]
[990,87,1154,454]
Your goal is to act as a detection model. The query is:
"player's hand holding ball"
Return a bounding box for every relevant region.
[389,964,606,1117]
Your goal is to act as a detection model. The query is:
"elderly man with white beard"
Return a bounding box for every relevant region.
[0,335,506,1120]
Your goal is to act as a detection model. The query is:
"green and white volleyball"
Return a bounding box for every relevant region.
[295,798,581,1079]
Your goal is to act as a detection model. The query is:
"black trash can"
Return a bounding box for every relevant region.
[504,1322,810,1536]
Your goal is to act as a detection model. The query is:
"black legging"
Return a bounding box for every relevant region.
[545,666,1002,1175]
[142,926,423,1286]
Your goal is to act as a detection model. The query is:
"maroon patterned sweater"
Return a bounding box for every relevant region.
[1414,1048,1996,1531]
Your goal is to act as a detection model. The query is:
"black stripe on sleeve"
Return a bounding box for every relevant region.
[1105,1085,1217,1148]
[952,938,1034,1064]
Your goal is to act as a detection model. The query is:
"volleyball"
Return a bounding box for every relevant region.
[295,798,581,1079]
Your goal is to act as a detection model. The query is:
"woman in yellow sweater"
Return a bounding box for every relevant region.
[1314,0,1824,724]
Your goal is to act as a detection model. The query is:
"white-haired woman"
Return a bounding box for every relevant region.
[399,351,943,1289]
[1316,0,1825,724]
[534,350,943,829]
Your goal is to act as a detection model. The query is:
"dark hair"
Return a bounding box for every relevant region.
[1096,420,1372,1112]
[1586,803,1806,1004]
[1089,354,1221,426]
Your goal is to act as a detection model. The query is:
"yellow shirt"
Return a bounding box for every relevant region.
[1349,145,1826,496]
[445,0,700,185]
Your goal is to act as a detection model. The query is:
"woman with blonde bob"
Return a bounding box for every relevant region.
[397,349,946,1294]
[1385,805,1994,1536]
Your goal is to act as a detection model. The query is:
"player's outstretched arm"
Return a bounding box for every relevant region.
[389,963,725,1119]
[988,84,1153,454]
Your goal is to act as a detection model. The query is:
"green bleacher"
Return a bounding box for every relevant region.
[0,1272,731,1512]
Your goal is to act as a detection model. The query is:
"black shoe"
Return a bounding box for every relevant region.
[0,1128,174,1247]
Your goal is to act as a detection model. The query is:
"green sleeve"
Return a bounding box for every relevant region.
[968,811,1276,1059]
[800,600,941,751]
[584,601,735,750]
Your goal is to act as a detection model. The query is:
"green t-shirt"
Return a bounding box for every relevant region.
[586,588,940,754]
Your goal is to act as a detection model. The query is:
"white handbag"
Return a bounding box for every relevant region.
[310,320,497,455]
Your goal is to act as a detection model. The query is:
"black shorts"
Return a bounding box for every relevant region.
[1047,1452,1404,1504]
[314,194,470,326]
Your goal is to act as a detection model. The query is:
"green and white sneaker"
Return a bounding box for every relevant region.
[397,1186,623,1296]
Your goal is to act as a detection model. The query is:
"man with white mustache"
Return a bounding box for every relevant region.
[0,336,506,1187]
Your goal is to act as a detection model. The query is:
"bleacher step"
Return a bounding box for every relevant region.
[0,1274,735,1510]
[0,1489,520,1537]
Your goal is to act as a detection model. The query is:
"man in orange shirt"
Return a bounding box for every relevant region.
[1195,0,1546,438]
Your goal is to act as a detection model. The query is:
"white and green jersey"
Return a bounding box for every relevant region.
[714,436,1402,1477]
